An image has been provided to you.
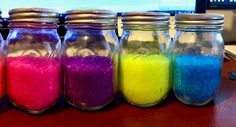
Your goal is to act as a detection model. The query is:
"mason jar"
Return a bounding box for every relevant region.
[120,12,172,108]
[0,11,4,101]
[63,10,118,111]
[6,8,62,114]
[173,14,224,106]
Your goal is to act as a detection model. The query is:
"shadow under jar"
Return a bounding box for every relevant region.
[0,12,4,101]
[120,12,172,108]
[63,10,118,111]
[6,8,62,114]
[173,14,224,106]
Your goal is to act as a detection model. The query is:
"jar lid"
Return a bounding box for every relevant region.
[121,12,170,30]
[175,13,224,27]
[65,9,113,15]
[9,8,59,23]
[65,9,117,29]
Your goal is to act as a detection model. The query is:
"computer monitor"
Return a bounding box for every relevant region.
[207,0,236,9]
[150,0,206,15]
[1,0,206,17]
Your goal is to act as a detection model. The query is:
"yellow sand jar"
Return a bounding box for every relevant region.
[120,54,170,107]
[119,12,171,107]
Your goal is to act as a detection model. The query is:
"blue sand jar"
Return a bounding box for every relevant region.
[173,14,224,106]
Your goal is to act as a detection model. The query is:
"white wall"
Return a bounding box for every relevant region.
[207,10,236,42]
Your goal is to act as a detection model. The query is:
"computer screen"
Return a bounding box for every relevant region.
[207,0,236,9]
[1,0,197,17]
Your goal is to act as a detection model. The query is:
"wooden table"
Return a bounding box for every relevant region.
[0,60,235,127]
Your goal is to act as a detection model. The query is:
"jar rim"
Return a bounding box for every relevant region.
[122,12,170,30]
[175,26,223,32]
[65,9,114,15]
[66,23,116,30]
[8,22,59,29]
[175,13,224,21]
[122,24,169,31]
[9,8,59,23]
[9,8,58,15]
[175,13,224,31]
[122,12,170,17]
[65,10,116,30]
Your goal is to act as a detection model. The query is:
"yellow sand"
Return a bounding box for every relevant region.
[120,54,170,107]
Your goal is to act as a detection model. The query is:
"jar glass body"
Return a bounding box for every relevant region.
[173,29,224,106]
[120,28,172,107]
[0,32,4,101]
[63,29,118,110]
[6,24,62,114]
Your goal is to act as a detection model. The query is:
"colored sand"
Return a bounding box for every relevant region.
[64,56,116,109]
[174,54,222,105]
[120,54,170,107]
[7,56,61,112]
[0,59,4,100]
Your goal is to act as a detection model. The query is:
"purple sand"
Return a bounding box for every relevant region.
[64,56,116,109]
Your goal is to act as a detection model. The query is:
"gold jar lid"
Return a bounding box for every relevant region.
[175,13,224,28]
[121,12,170,30]
[65,9,117,29]
[9,8,59,23]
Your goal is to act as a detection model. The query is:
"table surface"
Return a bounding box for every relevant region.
[0,61,235,127]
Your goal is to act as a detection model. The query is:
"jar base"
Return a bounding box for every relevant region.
[175,96,214,106]
[123,93,169,108]
[10,101,58,115]
[66,97,114,111]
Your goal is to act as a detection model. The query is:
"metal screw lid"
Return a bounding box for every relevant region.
[175,13,224,28]
[65,9,117,29]
[121,12,170,30]
[9,8,59,23]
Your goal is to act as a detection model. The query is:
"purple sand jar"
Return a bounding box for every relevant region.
[64,56,116,109]
[63,10,118,110]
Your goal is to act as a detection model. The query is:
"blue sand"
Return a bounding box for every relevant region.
[173,54,222,105]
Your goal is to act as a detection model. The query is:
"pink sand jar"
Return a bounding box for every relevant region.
[0,11,4,101]
[63,10,118,111]
[6,8,62,114]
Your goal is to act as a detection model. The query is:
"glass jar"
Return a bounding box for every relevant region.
[0,12,4,100]
[173,14,224,106]
[63,10,118,111]
[120,12,172,107]
[6,8,62,114]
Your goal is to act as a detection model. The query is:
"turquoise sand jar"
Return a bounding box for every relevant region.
[120,12,172,107]
[0,11,4,101]
[63,10,118,110]
[173,14,224,106]
[6,8,62,114]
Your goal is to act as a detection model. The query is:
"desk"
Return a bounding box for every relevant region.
[0,61,235,127]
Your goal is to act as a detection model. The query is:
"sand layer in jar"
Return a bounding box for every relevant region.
[7,56,61,112]
[174,54,222,105]
[120,54,170,107]
[64,56,116,110]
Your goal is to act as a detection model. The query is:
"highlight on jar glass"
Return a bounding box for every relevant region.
[63,10,118,111]
[6,8,62,114]
[0,11,4,101]
[173,14,224,106]
[120,12,172,108]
